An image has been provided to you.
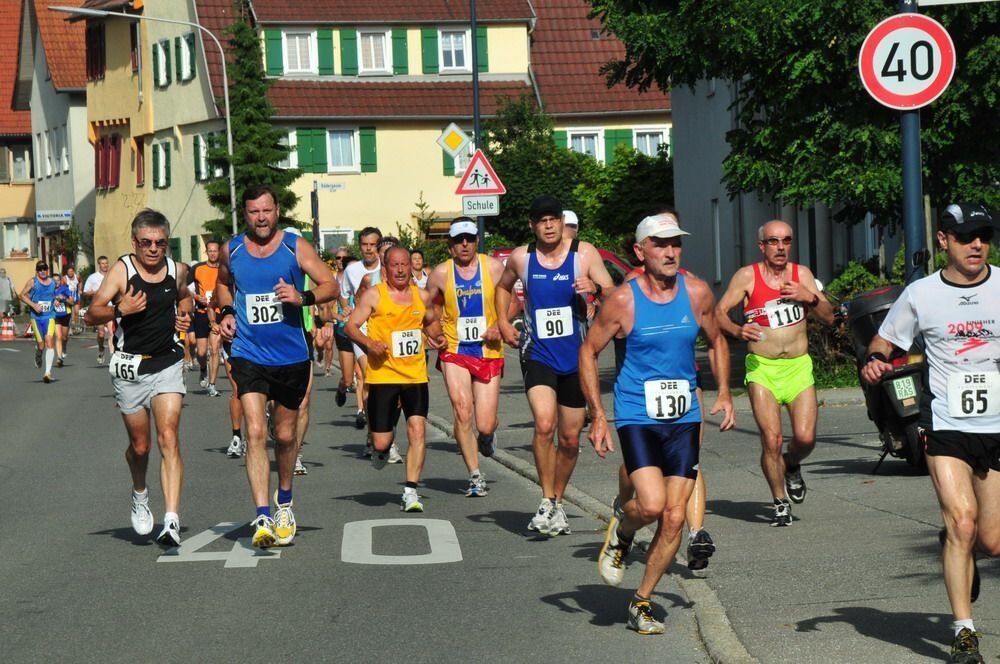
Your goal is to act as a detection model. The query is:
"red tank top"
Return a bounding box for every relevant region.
[743,263,806,328]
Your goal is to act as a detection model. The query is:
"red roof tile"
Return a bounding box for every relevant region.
[194,0,245,114]
[0,0,30,135]
[530,0,668,116]
[267,79,532,119]
[80,0,137,9]
[250,0,534,23]
[36,0,88,91]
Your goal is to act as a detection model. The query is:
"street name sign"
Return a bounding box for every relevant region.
[462,195,500,217]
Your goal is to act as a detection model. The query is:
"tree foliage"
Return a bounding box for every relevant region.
[590,0,1000,223]
[203,2,301,239]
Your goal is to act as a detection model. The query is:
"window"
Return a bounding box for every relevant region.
[4,221,33,257]
[283,31,316,74]
[358,30,390,74]
[59,126,69,172]
[11,144,31,181]
[94,135,122,189]
[50,130,61,177]
[135,137,145,186]
[152,142,170,189]
[633,128,668,157]
[176,33,196,82]
[320,229,353,253]
[43,131,52,178]
[35,133,43,179]
[153,40,171,88]
[327,129,358,172]
[193,133,224,181]
[439,30,470,71]
[130,22,141,72]
[276,129,297,169]
[86,24,106,81]
[568,130,602,160]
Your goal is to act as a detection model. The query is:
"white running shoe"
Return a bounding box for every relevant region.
[156,517,181,547]
[401,488,424,512]
[206,384,220,397]
[130,491,154,536]
[294,454,308,476]
[465,474,488,497]
[225,435,245,458]
[387,443,403,464]
[598,523,631,586]
[546,502,571,536]
[528,498,555,533]
[251,514,276,548]
[199,375,209,388]
[273,502,296,546]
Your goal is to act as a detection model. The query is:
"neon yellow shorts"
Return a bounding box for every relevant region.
[745,353,814,405]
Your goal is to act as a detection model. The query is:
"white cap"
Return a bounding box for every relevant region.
[283,226,302,237]
[449,220,479,237]
[635,213,689,242]
[563,210,579,227]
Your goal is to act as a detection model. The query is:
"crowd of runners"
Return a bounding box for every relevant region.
[14,187,997,662]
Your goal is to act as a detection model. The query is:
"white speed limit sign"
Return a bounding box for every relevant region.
[858,13,956,110]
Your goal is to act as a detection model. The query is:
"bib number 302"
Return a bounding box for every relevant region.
[947,372,1000,418]
[644,379,690,420]
[246,293,283,325]
[391,329,422,358]
[109,351,142,382]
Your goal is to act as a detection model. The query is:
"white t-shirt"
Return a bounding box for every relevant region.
[341,259,380,300]
[879,267,1000,433]
[83,271,105,295]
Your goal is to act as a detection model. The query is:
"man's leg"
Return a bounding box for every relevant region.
[271,403,299,495]
[208,333,221,387]
[553,404,585,501]
[404,415,427,485]
[121,409,152,492]
[241,392,272,508]
[636,476,697,598]
[526,385,559,498]
[785,386,818,465]
[974,467,1000,556]
[442,362,479,472]
[42,323,56,379]
[96,326,106,363]
[150,393,184,513]
[929,455,981,622]
[748,383,786,500]
[472,372,501,438]
[196,337,208,381]
[294,371,313,475]
[55,324,65,360]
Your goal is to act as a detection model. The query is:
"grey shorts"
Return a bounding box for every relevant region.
[113,360,186,415]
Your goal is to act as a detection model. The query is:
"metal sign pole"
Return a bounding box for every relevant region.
[900,0,927,282]
[470,0,485,252]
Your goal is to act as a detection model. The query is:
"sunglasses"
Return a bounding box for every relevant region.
[335,255,348,260]
[951,229,994,245]
[451,234,477,245]
[761,237,793,247]
[135,238,169,249]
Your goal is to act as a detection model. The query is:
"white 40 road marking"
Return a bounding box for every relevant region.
[156,521,280,568]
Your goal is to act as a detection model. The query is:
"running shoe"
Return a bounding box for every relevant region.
[251,514,277,548]
[273,496,296,546]
[598,523,631,586]
[627,599,665,635]
[940,529,980,604]
[34,349,41,368]
[206,384,220,397]
[56,356,64,368]
[387,443,403,464]
[371,448,388,470]
[225,435,245,458]
[354,410,367,429]
[43,373,52,383]
[130,491,154,536]
[477,431,497,458]
[199,372,208,388]
[364,433,374,458]
[294,454,308,476]
[687,529,716,571]
[528,498,554,533]
[465,475,488,497]
[950,628,984,664]
[546,502,571,536]
[612,495,626,523]
[97,351,105,365]
[335,386,347,407]
[783,453,807,503]
[401,488,424,512]
[771,500,792,527]
[156,517,181,547]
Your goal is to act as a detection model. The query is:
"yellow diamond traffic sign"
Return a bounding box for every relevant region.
[437,123,471,158]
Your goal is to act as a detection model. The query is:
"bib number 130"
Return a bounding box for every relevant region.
[644,379,690,420]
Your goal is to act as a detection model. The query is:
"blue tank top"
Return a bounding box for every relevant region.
[30,277,56,320]
[454,259,486,358]
[521,240,585,374]
[229,232,309,366]
[614,276,701,426]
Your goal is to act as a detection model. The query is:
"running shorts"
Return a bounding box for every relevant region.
[229,357,311,410]
[617,422,701,478]
[334,327,353,353]
[32,319,56,341]
[113,360,186,415]
[521,359,585,408]
[192,310,211,339]
[745,353,814,405]
[438,351,504,383]
[924,428,1000,475]
[55,314,72,327]
[368,383,429,433]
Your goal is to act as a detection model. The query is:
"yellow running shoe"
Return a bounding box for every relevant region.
[272,490,296,545]
[251,515,276,548]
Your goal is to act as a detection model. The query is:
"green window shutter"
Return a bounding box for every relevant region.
[340,29,358,75]
[174,37,182,81]
[186,33,196,80]
[605,129,631,163]
[392,29,408,75]
[442,150,455,176]
[421,29,438,74]
[359,127,377,173]
[476,27,488,73]
[312,129,327,173]
[302,230,314,242]
[163,40,172,86]
[296,128,314,172]
[552,130,567,149]
[152,42,160,87]
[265,29,283,76]
[152,143,160,189]
[193,135,202,181]
[317,29,334,75]
[164,144,171,187]
[169,237,181,261]
[190,235,200,261]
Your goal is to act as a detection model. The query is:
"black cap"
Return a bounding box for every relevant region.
[35,261,49,271]
[528,195,563,222]
[940,203,995,234]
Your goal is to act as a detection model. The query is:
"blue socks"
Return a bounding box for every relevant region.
[277,488,293,505]
[256,505,271,518]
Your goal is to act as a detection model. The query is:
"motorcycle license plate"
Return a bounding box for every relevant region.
[892,376,917,401]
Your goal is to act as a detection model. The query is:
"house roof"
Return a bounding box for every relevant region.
[36,0,88,91]
[193,0,244,113]
[79,0,138,10]
[268,79,532,119]
[0,0,30,135]
[530,0,669,116]
[249,0,534,23]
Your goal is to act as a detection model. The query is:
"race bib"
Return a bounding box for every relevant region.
[536,307,572,339]
[457,316,486,343]
[947,371,1000,418]
[109,351,142,382]
[205,289,213,305]
[37,300,51,313]
[764,298,804,328]
[391,329,422,358]
[245,292,283,325]
[53,300,67,314]
[644,379,691,420]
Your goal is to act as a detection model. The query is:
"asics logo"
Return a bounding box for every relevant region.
[552,274,570,281]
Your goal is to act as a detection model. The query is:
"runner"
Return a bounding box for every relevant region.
[53,272,77,366]
[333,254,364,414]
[715,219,833,526]
[84,209,193,546]
[862,203,999,664]
[340,227,382,430]
[83,256,113,364]
[345,246,446,511]
[65,266,81,332]
[495,195,615,536]
[425,218,505,497]
[190,240,223,397]
[580,212,735,634]
[19,261,57,382]
[410,248,428,288]
[216,185,338,548]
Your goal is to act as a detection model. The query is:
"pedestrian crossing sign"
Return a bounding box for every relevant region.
[454,149,506,196]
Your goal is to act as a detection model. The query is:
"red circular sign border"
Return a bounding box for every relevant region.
[859,14,956,110]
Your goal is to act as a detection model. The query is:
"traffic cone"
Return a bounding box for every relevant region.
[0,316,15,340]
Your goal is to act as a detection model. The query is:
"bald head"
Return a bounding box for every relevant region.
[758,220,792,242]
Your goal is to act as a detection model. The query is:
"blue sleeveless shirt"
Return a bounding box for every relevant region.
[30,277,57,320]
[614,276,701,426]
[520,240,586,374]
[229,232,308,366]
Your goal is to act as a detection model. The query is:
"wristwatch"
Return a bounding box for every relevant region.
[867,352,888,364]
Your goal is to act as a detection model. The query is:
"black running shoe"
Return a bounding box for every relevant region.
[770,500,792,527]
[783,453,806,503]
[335,386,347,407]
[949,628,984,664]
[687,529,716,570]
[34,349,41,368]
[939,528,980,604]
[354,410,367,429]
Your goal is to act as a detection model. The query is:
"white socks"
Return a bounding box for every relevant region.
[44,348,54,373]
[954,619,975,636]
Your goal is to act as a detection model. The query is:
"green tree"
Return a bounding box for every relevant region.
[203,1,301,239]
[590,0,1000,223]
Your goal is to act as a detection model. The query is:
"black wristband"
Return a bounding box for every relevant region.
[300,290,316,307]
[594,283,603,298]
[219,305,236,319]
[810,293,820,307]
[867,352,888,364]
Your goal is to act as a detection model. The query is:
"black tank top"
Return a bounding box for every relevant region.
[113,255,183,374]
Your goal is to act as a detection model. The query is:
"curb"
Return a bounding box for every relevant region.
[424,411,757,664]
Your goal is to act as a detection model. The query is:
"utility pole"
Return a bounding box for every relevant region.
[470,0,485,252]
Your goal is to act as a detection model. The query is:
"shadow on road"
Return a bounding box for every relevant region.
[540,584,691,627]
[705,499,773,524]
[91,526,165,546]
[796,607,952,660]
[334,491,401,508]
[805,456,927,478]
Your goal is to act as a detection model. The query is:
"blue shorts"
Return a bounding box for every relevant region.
[617,422,701,478]
[32,318,56,341]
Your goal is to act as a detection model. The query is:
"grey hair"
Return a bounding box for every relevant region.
[131,209,171,238]
[758,220,791,242]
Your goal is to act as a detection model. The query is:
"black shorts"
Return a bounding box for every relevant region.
[924,428,1000,474]
[521,359,586,408]
[368,383,429,433]
[228,357,311,410]
[192,311,211,339]
[334,327,353,353]
[618,422,701,478]
[55,314,72,327]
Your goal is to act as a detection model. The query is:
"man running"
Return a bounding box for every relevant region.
[65,265,81,332]
[53,272,77,366]
[190,240,223,397]
[862,203,999,664]
[20,261,57,382]
[495,195,615,536]
[425,218,505,497]
[83,256,113,364]
[84,209,193,546]
[716,219,833,526]
[581,212,735,634]
[216,185,338,548]
[340,227,382,429]
[345,246,445,512]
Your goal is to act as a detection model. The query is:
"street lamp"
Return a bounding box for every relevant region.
[51,5,239,235]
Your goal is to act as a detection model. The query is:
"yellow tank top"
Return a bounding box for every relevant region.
[366,282,427,384]
[442,254,503,358]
